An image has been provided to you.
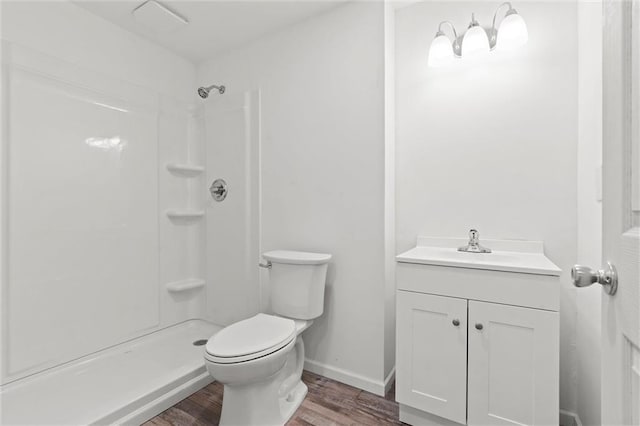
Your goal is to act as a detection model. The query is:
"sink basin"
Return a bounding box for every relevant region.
[397,237,561,276]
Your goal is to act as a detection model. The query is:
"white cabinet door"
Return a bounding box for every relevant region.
[467,301,558,426]
[396,291,468,424]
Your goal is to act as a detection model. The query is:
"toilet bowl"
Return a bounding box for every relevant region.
[205,314,311,426]
[204,250,331,426]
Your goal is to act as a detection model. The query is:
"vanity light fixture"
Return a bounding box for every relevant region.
[427,2,528,67]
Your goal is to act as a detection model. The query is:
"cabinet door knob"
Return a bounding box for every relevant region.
[452,319,460,327]
[475,323,483,330]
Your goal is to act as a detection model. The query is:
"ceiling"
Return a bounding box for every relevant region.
[74,0,345,64]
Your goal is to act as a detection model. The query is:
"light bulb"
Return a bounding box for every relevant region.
[428,34,455,68]
[496,11,528,51]
[462,26,490,57]
[462,15,490,57]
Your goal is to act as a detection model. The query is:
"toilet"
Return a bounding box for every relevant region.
[204,250,332,426]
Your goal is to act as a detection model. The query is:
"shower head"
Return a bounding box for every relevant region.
[198,84,225,98]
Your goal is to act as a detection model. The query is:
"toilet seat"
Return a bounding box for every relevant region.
[205,313,296,364]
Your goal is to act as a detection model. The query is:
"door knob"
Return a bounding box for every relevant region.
[571,262,618,295]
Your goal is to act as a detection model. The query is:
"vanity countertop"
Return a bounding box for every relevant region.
[396,237,561,276]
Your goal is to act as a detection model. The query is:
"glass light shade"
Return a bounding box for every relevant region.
[461,25,490,57]
[496,13,528,51]
[428,34,454,67]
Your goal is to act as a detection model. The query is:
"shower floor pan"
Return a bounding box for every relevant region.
[1,319,222,425]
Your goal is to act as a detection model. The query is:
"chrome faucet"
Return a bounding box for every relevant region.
[458,229,492,253]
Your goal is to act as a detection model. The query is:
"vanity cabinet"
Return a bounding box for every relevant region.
[395,238,561,426]
[397,292,558,426]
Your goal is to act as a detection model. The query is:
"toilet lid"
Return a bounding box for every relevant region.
[263,250,332,265]
[206,313,296,359]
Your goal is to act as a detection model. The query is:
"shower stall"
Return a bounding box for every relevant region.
[0,6,260,422]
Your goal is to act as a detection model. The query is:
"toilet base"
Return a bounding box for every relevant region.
[219,375,307,426]
[218,338,307,426]
[279,380,308,423]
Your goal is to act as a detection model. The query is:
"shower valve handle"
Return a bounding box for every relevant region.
[209,179,228,201]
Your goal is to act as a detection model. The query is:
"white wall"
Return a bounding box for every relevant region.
[576,2,603,425]
[198,2,392,394]
[395,0,579,414]
[1,1,201,383]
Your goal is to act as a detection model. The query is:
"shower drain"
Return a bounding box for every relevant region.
[193,339,208,346]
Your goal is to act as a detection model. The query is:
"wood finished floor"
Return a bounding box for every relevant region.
[144,371,401,426]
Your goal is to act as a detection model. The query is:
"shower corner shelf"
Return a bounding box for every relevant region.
[166,163,205,176]
[166,278,206,293]
[166,209,205,219]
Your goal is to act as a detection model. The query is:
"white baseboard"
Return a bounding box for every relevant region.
[383,366,396,395]
[559,409,583,426]
[304,358,393,397]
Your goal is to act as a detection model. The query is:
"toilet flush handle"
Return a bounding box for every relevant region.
[258,261,272,269]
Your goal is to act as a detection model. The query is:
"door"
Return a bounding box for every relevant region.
[396,291,468,424]
[601,1,640,424]
[467,301,558,426]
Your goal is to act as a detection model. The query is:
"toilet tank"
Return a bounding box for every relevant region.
[263,250,332,320]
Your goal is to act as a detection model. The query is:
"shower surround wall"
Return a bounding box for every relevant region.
[204,90,261,327]
[0,1,204,384]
